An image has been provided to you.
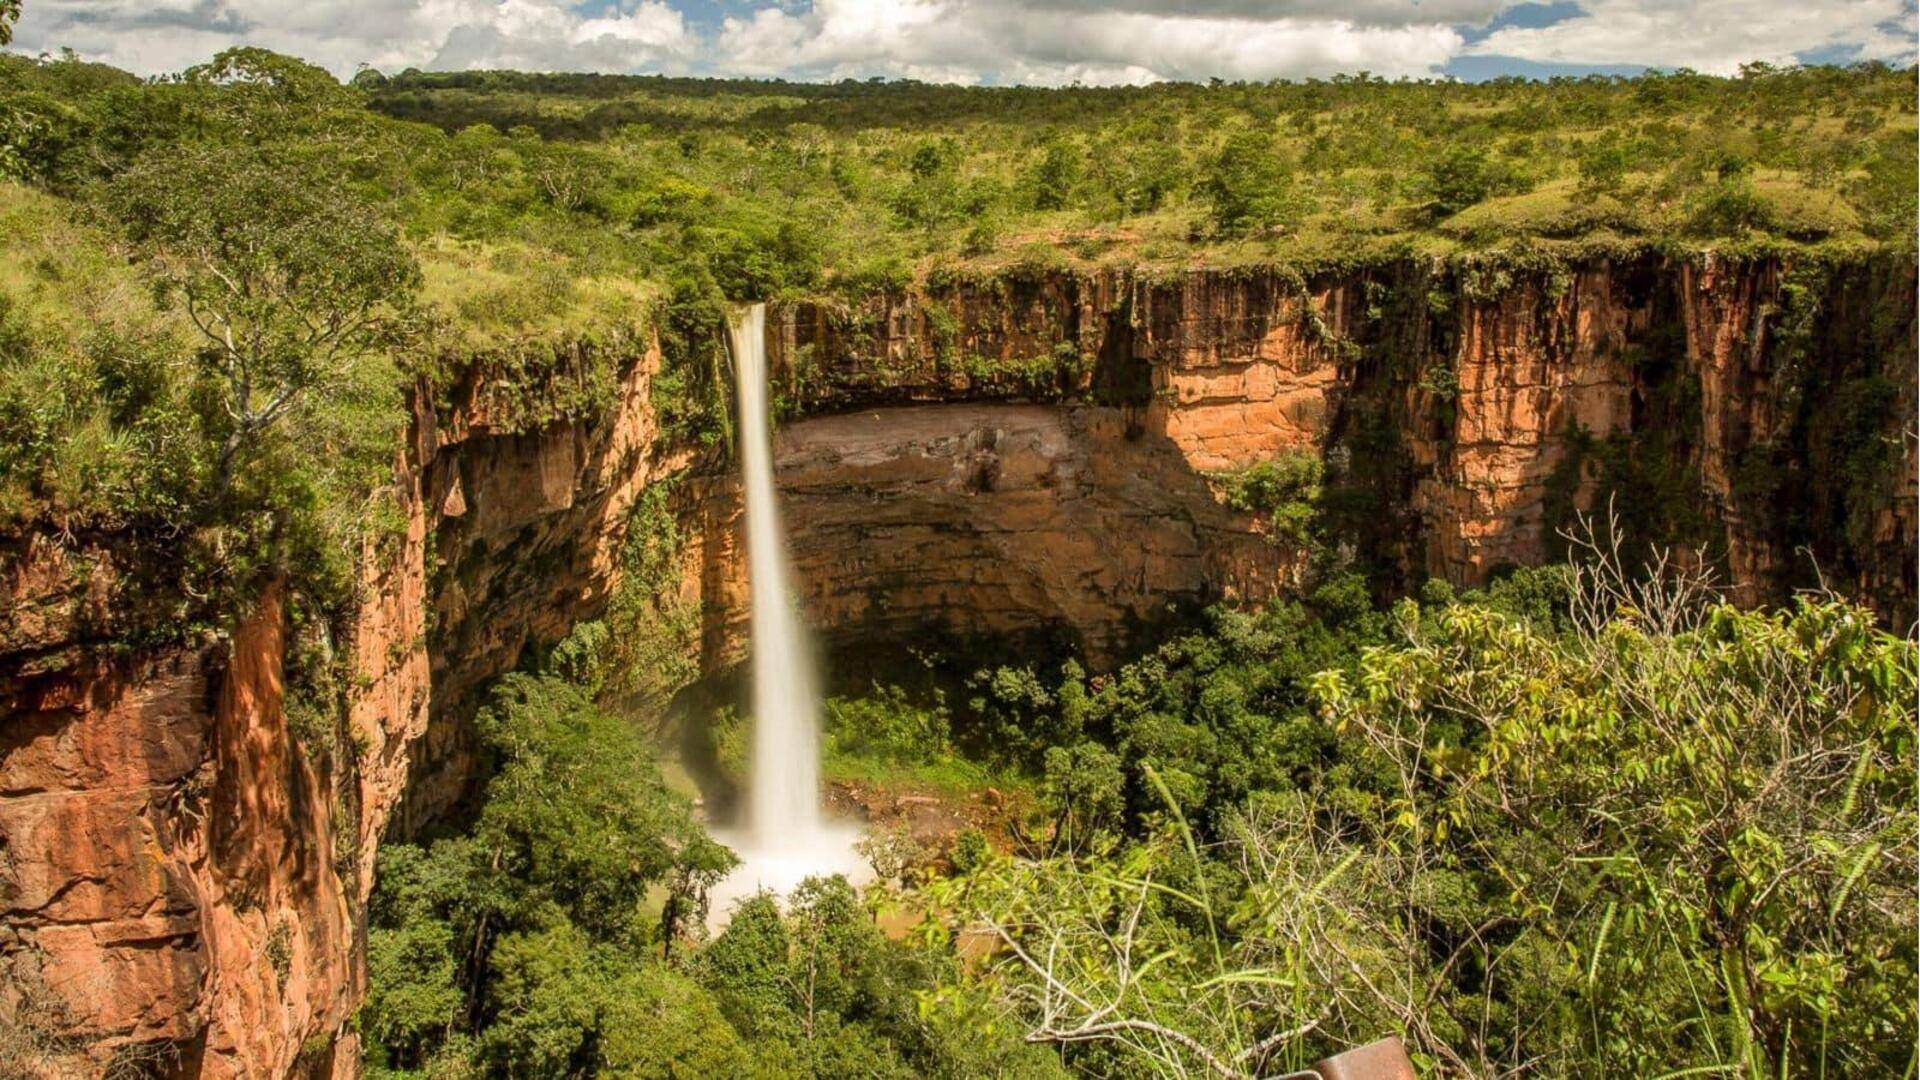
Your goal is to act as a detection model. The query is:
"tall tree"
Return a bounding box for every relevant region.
[101,142,419,491]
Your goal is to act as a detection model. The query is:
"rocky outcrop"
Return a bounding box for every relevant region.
[2,249,1911,1077]
[0,332,683,1075]
[0,575,355,1078]
[687,403,1302,670]
[768,254,1914,623]
[395,333,692,827]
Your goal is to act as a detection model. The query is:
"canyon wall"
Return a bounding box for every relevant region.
[1,251,1911,1075]
[1,557,356,1076]
[0,336,683,1075]
[687,403,1302,672]
[765,253,1914,622]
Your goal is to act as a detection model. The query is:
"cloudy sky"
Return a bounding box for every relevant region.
[8,0,1916,85]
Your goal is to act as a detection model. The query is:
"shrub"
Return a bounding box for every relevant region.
[1197,129,1303,237]
[1686,176,1774,236]
[1424,144,1525,218]
[825,684,952,765]
[1217,451,1323,543]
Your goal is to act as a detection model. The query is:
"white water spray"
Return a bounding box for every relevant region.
[729,303,821,844]
[707,304,866,924]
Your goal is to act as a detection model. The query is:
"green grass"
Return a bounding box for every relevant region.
[1440,183,1645,241]
[1751,175,1864,237]
[416,237,658,349]
[0,182,180,346]
[823,748,1025,802]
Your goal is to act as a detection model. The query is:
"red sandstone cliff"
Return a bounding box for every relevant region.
[765,254,1912,620]
[2,252,1911,1075]
[0,574,353,1077]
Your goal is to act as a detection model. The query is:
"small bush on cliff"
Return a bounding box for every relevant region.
[1685,175,1775,236]
[1216,451,1324,544]
[0,183,194,526]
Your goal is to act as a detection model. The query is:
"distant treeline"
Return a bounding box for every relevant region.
[362,62,1917,138]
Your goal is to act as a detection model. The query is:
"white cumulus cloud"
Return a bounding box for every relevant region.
[10,0,699,76]
[5,0,1914,83]
[1467,0,1917,74]
[715,0,1468,84]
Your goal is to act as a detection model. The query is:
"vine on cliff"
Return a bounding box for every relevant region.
[450,332,637,437]
[597,479,702,714]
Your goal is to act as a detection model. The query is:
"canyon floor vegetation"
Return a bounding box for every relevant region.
[0,43,1915,1080]
[359,526,1916,1078]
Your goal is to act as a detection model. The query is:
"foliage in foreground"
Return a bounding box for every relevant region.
[365,536,1916,1078]
[933,544,1916,1078]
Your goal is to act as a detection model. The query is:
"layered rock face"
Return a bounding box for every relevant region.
[398,336,690,828]
[767,254,1914,622]
[1,567,355,1078]
[0,337,681,1075]
[688,403,1300,670]
[2,251,1911,1076]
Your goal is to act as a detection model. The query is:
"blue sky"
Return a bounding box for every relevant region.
[10,0,1916,85]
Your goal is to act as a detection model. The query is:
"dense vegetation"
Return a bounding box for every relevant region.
[949,542,1915,1077]
[361,655,1061,1079]
[356,63,1917,259]
[1,41,1914,1079]
[360,536,1916,1078]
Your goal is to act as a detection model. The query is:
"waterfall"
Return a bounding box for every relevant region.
[727,303,822,844]
[705,304,866,925]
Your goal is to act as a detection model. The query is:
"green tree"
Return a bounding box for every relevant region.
[1091,113,1189,215]
[101,142,419,491]
[183,47,354,114]
[361,844,470,1070]
[1197,129,1300,237]
[1849,129,1918,245]
[699,893,797,1045]
[1424,144,1518,217]
[1577,134,1632,195]
[1041,742,1124,851]
[967,662,1085,770]
[475,673,733,944]
[362,674,736,1074]
[1025,135,1084,211]
[478,923,754,1078]
[1315,537,1917,1076]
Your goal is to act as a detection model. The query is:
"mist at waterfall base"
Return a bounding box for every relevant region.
[705,304,868,928]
